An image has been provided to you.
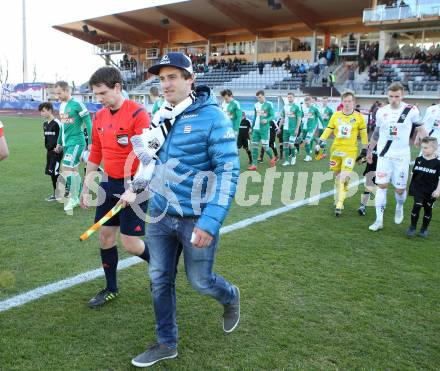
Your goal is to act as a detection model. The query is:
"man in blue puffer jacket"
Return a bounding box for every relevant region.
[131,53,241,368]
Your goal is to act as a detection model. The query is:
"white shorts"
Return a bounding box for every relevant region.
[375,156,409,189]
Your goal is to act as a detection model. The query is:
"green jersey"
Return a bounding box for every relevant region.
[253,101,274,131]
[223,99,242,131]
[57,98,92,146]
[152,98,164,115]
[300,104,322,131]
[281,103,300,131]
[320,106,334,128]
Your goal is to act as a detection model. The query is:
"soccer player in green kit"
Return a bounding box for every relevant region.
[299,95,322,162]
[248,90,277,170]
[317,96,334,158]
[150,86,164,116]
[281,92,301,166]
[220,89,242,136]
[54,81,92,213]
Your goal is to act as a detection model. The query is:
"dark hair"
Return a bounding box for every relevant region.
[181,69,193,80]
[287,92,294,96]
[256,90,265,97]
[422,136,438,145]
[220,89,233,97]
[54,81,69,90]
[89,66,123,88]
[149,86,160,96]
[38,102,53,112]
[388,82,404,92]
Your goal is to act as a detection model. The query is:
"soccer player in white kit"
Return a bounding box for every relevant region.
[366,82,428,231]
[422,101,440,153]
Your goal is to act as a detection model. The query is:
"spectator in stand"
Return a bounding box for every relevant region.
[319,54,327,72]
[313,64,320,85]
[402,72,413,95]
[307,67,314,87]
[359,50,366,74]
[369,63,379,94]
[271,58,277,67]
[347,65,355,91]
[258,61,265,75]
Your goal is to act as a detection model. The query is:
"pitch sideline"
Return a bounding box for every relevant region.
[0,179,364,313]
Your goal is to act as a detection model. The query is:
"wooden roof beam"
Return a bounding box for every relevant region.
[112,14,168,44]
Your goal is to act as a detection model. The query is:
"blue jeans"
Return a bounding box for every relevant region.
[147,214,236,348]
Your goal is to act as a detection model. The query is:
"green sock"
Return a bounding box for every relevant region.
[283,146,290,160]
[252,147,259,165]
[266,148,274,159]
[305,143,311,156]
[70,173,81,199]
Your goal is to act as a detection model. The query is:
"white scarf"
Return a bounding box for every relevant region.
[130,92,196,190]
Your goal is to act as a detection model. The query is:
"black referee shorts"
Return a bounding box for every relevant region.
[95,176,148,236]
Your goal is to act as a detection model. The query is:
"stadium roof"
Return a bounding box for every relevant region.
[53,0,372,47]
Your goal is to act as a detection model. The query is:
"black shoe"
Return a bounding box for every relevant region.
[88,289,118,308]
[358,205,366,216]
[335,208,342,217]
[132,343,178,368]
[419,229,429,238]
[223,286,240,333]
[406,226,416,237]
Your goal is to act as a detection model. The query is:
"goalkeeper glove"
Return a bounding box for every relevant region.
[356,148,368,164]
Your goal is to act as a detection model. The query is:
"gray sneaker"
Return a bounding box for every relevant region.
[131,343,177,368]
[223,285,240,333]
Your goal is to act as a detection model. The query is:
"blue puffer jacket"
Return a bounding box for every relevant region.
[149,86,240,237]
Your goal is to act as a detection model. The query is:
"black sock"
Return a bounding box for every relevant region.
[259,147,264,159]
[51,174,58,194]
[410,202,422,228]
[279,144,283,159]
[138,240,150,262]
[272,145,278,158]
[422,200,433,230]
[246,148,252,163]
[101,246,118,292]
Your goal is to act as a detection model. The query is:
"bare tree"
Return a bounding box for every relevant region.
[32,64,37,83]
[0,59,9,85]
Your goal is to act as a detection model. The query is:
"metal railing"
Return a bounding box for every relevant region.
[363,1,440,22]
[94,42,126,55]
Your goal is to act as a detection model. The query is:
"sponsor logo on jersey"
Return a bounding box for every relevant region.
[116,134,129,146]
[329,160,337,167]
[223,129,236,139]
[183,125,192,133]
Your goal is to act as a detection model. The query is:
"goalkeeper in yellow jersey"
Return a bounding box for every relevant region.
[315,91,368,216]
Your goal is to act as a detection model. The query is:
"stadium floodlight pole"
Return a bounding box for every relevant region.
[22,0,28,83]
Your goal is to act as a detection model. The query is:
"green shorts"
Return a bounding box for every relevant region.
[62,144,85,168]
[282,130,296,145]
[299,129,314,142]
[252,129,269,144]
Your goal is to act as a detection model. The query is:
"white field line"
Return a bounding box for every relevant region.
[0,179,364,313]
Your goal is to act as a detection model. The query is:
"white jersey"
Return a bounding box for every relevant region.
[422,104,440,142]
[376,102,421,159]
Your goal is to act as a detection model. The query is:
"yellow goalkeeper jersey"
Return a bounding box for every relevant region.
[320,110,368,151]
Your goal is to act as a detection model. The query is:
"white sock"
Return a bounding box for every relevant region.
[395,190,407,208]
[375,188,387,222]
